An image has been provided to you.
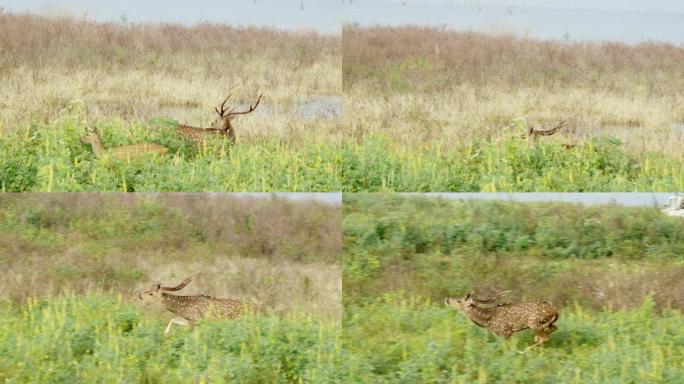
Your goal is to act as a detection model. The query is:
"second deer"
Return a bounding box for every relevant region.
[81,127,168,160]
[138,272,245,334]
[176,94,262,144]
[445,290,559,354]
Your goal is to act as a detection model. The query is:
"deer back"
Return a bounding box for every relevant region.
[162,293,243,321]
[176,124,233,142]
[488,301,558,332]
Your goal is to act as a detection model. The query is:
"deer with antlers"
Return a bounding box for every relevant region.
[138,272,244,334]
[519,116,573,147]
[445,290,559,354]
[176,94,262,143]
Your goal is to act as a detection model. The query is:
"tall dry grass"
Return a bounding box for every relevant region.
[0,12,340,130]
[344,25,684,92]
[343,25,684,163]
[0,13,336,69]
[0,193,341,318]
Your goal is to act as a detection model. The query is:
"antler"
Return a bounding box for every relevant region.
[225,94,262,117]
[471,290,511,304]
[161,272,201,291]
[215,94,232,116]
[530,116,572,136]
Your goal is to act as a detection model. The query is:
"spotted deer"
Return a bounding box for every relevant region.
[138,272,244,334]
[177,94,262,143]
[445,290,559,354]
[81,127,168,160]
[515,117,573,147]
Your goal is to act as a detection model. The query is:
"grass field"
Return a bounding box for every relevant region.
[0,193,342,383]
[0,294,342,383]
[0,193,341,316]
[342,26,684,191]
[343,195,684,382]
[344,295,684,383]
[4,15,684,191]
[0,13,341,192]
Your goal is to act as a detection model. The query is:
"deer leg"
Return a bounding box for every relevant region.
[518,331,549,354]
[545,324,558,335]
[164,317,190,335]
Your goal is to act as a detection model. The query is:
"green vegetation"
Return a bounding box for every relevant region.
[0,193,341,316]
[0,13,341,192]
[343,195,684,382]
[0,194,342,383]
[340,137,683,191]
[343,26,684,191]
[344,194,684,306]
[344,295,684,383]
[5,16,684,191]
[0,294,342,383]
[0,112,342,192]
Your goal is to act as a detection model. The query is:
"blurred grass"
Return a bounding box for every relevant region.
[341,194,684,383]
[0,294,342,383]
[0,193,341,318]
[343,194,684,310]
[344,295,684,383]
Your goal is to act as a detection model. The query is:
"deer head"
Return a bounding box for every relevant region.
[445,290,511,312]
[137,272,201,300]
[211,94,262,132]
[525,116,573,139]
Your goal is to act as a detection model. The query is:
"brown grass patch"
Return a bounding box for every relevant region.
[0,193,341,318]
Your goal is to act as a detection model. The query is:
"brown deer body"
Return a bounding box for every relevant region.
[138,272,244,334]
[445,290,559,354]
[81,128,168,160]
[519,117,573,147]
[177,94,261,143]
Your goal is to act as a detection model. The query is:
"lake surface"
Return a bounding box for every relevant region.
[0,0,344,34]
[343,0,684,44]
[3,0,684,43]
[414,193,679,207]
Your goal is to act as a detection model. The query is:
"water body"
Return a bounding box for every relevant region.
[344,0,684,44]
[0,0,344,35]
[415,193,678,207]
[296,96,342,120]
[3,1,684,43]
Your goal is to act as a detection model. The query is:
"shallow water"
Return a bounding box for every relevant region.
[673,122,684,134]
[5,1,684,43]
[88,96,340,122]
[295,96,342,120]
